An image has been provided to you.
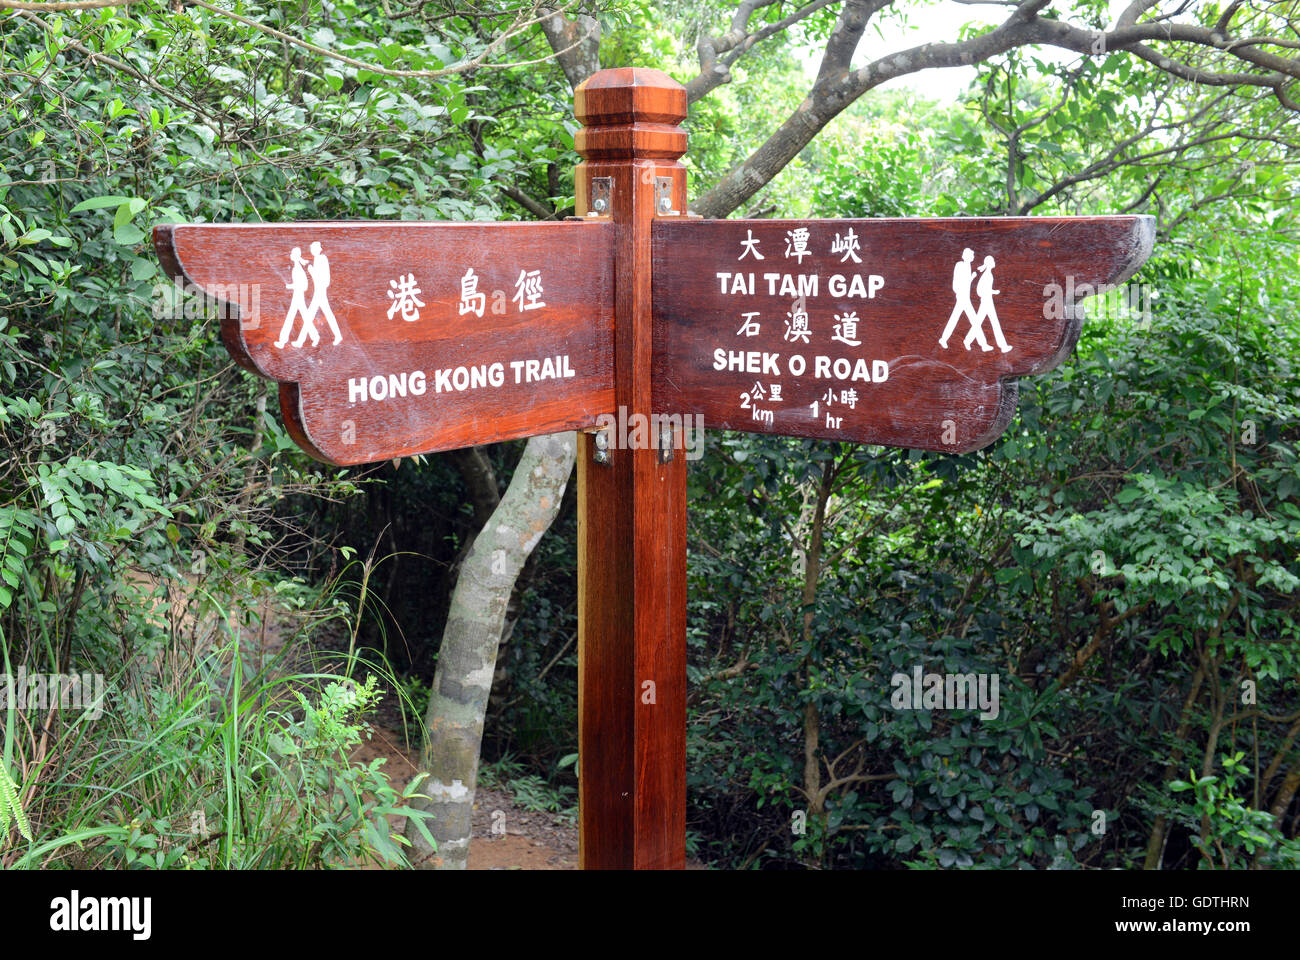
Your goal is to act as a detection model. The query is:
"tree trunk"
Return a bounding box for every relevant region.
[1143,657,1207,870]
[404,11,600,870]
[800,458,834,867]
[405,432,576,868]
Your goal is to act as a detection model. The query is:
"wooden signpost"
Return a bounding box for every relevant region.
[156,221,616,464]
[653,216,1153,452]
[154,67,1154,870]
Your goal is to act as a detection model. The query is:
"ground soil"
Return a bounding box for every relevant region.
[350,724,579,869]
[258,594,702,869]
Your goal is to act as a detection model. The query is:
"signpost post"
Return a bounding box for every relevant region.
[154,67,1154,870]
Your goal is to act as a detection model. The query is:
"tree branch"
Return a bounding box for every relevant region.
[538,5,601,91]
[695,0,1300,217]
[499,183,558,220]
[685,0,839,104]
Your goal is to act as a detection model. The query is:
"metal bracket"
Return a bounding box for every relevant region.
[654,176,679,216]
[592,427,611,465]
[587,177,613,217]
[658,423,675,463]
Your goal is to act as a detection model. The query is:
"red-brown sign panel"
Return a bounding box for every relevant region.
[154,221,615,464]
[652,216,1154,453]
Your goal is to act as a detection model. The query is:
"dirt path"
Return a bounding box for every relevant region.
[145,579,592,869]
[260,605,696,869]
[352,725,579,869]
[234,601,582,869]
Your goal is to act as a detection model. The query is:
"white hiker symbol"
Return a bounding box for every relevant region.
[938,248,1012,354]
[965,255,1012,354]
[275,246,313,348]
[938,248,976,350]
[274,241,342,349]
[306,242,342,345]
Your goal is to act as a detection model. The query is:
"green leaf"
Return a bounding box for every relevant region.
[69,195,133,213]
[113,223,146,246]
[113,197,147,229]
[0,765,32,843]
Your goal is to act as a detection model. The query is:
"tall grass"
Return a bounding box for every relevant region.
[0,559,434,869]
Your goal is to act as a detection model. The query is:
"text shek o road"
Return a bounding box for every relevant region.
[652,216,1155,453]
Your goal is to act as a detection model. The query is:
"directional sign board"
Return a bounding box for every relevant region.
[653,216,1154,452]
[160,66,1156,871]
[155,221,615,465]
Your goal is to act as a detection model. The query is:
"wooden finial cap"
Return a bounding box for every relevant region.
[574,68,687,161]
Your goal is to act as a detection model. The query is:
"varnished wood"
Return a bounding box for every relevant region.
[652,216,1154,452]
[154,221,615,464]
[157,65,1158,873]
[575,67,688,870]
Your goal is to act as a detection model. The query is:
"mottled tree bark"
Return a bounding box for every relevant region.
[538,7,601,92]
[405,13,600,870]
[405,432,576,868]
[799,458,833,868]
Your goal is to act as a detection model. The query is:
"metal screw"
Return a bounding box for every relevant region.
[592,197,608,213]
[657,195,672,213]
[658,425,674,463]
[593,429,610,465]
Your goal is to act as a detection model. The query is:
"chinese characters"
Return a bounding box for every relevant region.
[388,273,425,322]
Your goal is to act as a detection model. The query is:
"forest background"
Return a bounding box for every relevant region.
[1,0,1297,870]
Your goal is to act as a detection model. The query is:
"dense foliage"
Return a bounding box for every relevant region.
[1,0,1296,869]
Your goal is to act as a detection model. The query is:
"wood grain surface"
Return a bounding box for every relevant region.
[155,67,1158,875]
[154,221,615,464]
[574,66,689,871]
[653,216,1155,452]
